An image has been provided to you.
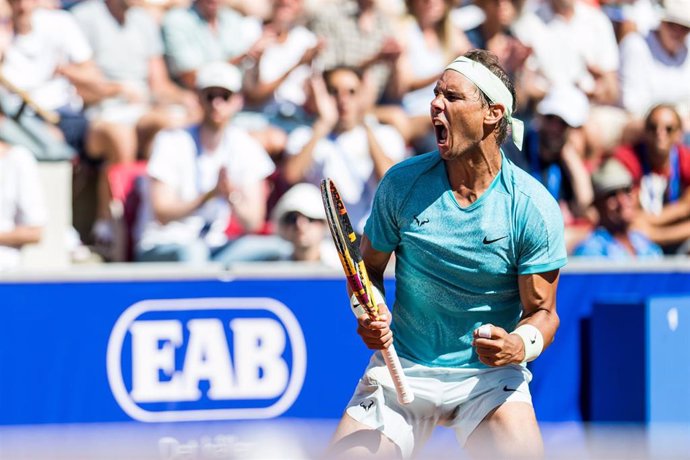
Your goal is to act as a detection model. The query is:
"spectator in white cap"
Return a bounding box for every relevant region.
[269,182,339,265]
[521,85,594,234]
[134,61,276,266]
[573,158,663,258]
[618,0,690,141]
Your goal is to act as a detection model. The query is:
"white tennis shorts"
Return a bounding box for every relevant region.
[344,351,533,458]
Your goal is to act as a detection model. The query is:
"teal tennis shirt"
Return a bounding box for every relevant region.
[364,151,567,368]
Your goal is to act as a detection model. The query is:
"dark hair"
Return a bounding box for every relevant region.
[462,49,516,146]
[645,103,682,130]
[322,65,364,85]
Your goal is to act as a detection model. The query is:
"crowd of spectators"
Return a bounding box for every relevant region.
[1,0,689,270]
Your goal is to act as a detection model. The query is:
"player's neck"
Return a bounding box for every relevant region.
[446,148,502,205]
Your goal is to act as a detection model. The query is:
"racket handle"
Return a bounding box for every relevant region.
[381,344,414,405]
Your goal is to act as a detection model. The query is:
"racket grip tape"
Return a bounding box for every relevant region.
[382,344,414,404]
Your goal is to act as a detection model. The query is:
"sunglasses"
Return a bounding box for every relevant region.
[646,123,678,134]
[282,211,324,226]
[204,90,233,103]
[603,186,633,200]
[326,86,357,96]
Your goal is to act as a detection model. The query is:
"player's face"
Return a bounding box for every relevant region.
[430,70,489,160]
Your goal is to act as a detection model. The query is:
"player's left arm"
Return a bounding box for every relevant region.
[474,269,560,367]
[514,269,561,357]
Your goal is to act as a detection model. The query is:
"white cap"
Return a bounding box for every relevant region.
[660,0,690,28]
[271,183,326,226]
[592,159,633,199]
[537,85,590,128]
[195,61,242,92]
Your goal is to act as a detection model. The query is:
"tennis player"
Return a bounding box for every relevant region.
[328,49,567,459]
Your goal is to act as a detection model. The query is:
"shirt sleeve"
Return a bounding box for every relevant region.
[363,171,401,253]
[58,10,93,63]
[147,130,194,186]
[517,190,568,274]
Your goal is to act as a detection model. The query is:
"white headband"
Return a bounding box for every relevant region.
[444,56,524,150]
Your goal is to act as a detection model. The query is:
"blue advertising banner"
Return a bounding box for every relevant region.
[0,277,389,424]
[1,266,689,427]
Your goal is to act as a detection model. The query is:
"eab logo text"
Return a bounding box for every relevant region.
[107,298,306,422]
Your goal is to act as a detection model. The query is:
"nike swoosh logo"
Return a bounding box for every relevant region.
[530,334,537,344]
[503,385,518,392]
[483,235,508,244]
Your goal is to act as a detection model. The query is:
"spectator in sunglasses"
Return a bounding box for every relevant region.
[573,158,662,258]
[269,182,339,265]
[613,104,690,253]
[134,61,275,265]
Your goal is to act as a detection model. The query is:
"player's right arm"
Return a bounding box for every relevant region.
[354,234,394,350]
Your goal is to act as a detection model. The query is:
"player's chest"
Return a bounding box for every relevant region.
[400,196,517,271]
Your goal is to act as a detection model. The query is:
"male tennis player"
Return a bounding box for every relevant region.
[329,49,567,459]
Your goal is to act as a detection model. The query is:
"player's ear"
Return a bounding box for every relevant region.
[484,103,506,125]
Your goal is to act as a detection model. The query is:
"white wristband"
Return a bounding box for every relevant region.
[350,285,385,319]
[510,324,544,363]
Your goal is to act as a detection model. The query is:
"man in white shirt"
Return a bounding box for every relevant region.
[0,0,134,156]
[135,62,275,265]
[71,0,200,246]
[282,66,407,233]
[527,0,620,106]
[618,0,690,126]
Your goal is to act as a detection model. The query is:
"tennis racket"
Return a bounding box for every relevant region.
[320,178,414,405]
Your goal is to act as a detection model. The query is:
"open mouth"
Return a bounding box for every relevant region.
[434,120,448,146]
